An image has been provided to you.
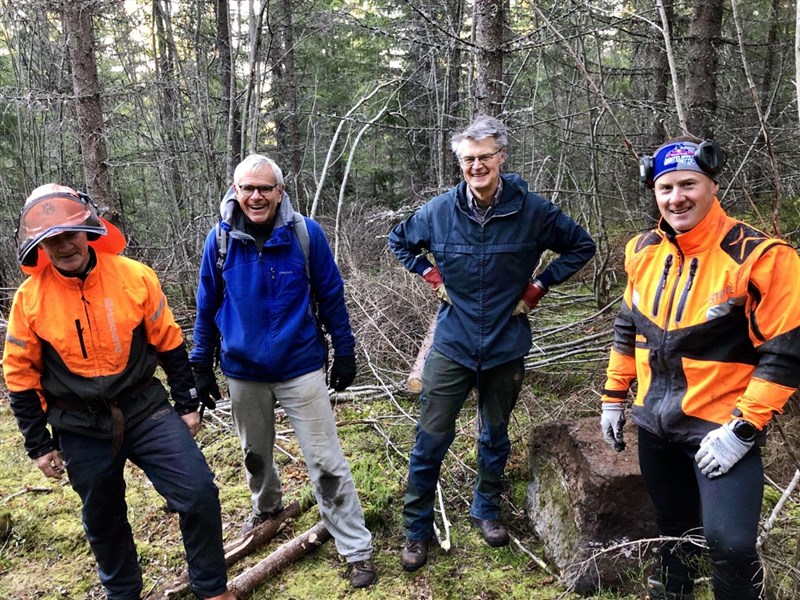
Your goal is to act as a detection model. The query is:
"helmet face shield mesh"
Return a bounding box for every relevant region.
[17,191,107,265]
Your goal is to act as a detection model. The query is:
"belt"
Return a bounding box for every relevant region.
[49,378,155,455]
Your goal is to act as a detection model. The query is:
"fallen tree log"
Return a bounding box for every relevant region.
[229,521,332,598]
[407,315,436,393]
[149,501,302,599]
[223,501,302,564]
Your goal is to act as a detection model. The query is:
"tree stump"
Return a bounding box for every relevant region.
[525,417,658,595]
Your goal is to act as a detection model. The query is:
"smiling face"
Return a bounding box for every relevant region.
[235,164,284,225]
[654,170,719,233]
[40,231,91,274]
[457,137,505,205]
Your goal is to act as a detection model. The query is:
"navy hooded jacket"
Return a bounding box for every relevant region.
[388,173,595,370]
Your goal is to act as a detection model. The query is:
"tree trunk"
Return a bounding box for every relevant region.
[474,0,504,116]
[240,1,268,156]
[215,0,239,183]
[685,0,724,137]
[274,0,303,206]
[643,0,673,223]
[61,0,116,219]
[153,0,183,208]
[645,1,672,148]
[443,0,464,185]
[758,0,779,119]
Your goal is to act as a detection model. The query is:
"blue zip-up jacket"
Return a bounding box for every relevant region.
[388,173,595,370]
[190,187,355,382]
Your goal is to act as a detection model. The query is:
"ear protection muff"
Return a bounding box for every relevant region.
[639,139,726,188]
[694,139,726,178]
[20,243,39,268]
[639,155,655,187]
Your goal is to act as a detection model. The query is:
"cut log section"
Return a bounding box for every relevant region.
[526,417,657,595]
[407,315,437,393]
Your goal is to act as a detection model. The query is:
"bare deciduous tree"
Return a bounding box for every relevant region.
[61,0,115,218]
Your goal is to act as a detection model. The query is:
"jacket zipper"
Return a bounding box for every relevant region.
[675,258,699,323]
[74,319,88,359]
[653,250,684,434]
[76,284,92,359]
[656,249,684,363]
[652,254,673,317]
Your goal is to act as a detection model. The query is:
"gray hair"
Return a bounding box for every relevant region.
[233,154,284,186]
[450,115,508,155]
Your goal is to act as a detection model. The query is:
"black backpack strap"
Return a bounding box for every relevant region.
[291,212,330,380]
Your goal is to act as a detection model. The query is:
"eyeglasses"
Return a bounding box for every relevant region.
[238,184,278,195]
[458,149,503,167]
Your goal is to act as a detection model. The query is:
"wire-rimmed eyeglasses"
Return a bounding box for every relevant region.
[458,148,503,167]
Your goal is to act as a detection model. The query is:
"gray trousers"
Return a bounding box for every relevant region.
[227,369,373,562]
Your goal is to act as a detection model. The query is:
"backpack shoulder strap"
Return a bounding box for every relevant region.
[214,222,229,306]
[292,212,329,371]
[293,211,311,280]
[215,222,228,271]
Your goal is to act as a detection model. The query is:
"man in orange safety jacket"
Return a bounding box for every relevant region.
[599,138,800,600]
[2,184,234,600]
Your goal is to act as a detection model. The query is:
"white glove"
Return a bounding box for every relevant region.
[695,422,754,479]
[600,403,626,451]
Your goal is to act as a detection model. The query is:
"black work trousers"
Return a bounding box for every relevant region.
[637,426,763,599]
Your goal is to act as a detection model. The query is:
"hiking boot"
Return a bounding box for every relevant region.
[239,513,275,537]
[470,517,510,547]
[401,538,430,572]
[347,558,377,588]
[647,576,695,600]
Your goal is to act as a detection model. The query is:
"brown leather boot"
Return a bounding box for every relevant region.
[401,538,430,572]
[347,557,377,588]
[470,517,510,547]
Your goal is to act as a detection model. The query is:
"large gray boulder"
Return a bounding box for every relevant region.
[525,417,658,595]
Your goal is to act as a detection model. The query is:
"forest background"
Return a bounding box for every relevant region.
[1,0,800,598]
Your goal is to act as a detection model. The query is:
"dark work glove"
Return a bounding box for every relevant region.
[191,364,221,410]
[330,355,357,392]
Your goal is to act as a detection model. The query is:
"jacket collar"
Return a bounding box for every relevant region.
[658,197,727,255]
[218,184,297,237]
[455,173,527,218]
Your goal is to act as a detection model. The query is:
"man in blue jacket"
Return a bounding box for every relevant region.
[191,154,375,588]
[389,115,596,571]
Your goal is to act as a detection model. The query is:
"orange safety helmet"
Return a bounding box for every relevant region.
[16,184,126,274]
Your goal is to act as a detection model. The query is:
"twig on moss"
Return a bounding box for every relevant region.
[436,483,452,551]
[1,486,52,505]
[511,535,554,575]
[759,469,800,549]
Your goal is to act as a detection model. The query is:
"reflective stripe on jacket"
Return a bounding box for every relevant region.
[602,199,800,443]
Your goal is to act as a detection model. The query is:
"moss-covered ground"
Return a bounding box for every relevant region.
[0,381,673,600]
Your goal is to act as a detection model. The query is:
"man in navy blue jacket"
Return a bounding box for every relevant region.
[191,154,375,588]
[389,115,595,571]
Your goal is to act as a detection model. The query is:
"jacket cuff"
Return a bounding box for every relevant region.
[536,271,556,290]
[412,258,434,277]
[8,390,55,458]
[157,343,200,413]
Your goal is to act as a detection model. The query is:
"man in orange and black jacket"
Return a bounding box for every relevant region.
[599,139,800,600]
[2,184,234,600]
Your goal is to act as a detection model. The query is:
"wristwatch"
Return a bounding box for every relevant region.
[731,419,757,442]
